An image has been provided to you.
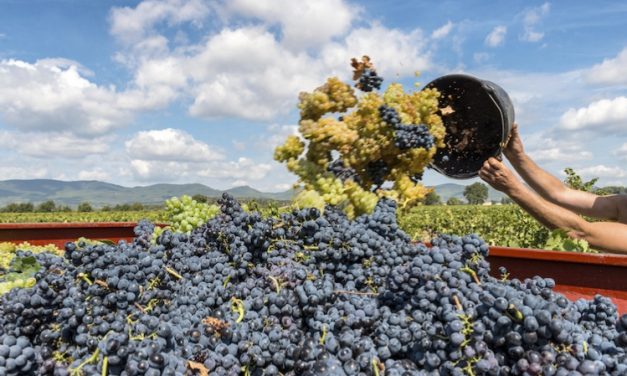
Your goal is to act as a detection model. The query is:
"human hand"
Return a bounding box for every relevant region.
[503,123,524,161]
[478,157,521,193]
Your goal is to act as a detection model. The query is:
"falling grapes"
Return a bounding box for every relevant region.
[275,56,446,216]
[0,194,625,375]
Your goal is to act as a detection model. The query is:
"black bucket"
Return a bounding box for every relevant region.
[424,74,515,179]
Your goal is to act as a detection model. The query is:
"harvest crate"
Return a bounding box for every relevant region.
[0,222,143,248]
[1,223,626,314]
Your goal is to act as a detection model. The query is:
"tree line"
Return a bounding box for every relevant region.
[0,194,292,213]
[0,200,157,213]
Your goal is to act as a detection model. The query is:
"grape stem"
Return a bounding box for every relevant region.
[452,295,463,311]
[165,267,183,280]
[101,356,108,376]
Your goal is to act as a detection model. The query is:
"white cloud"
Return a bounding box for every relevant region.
[198,157,273,180]
[559,96,627,133]
[223,0,358,49]
[0,130,111,158]
[577,165,626,179]
[125,128,224,162]
[431,21,453,39]
[485,25,507,47]
[123,128,273,184]
[273,183,293,191]
[0,57,170,137]
[78,168,111,181]
[585,47,627,86]
[613,143,627,160]
[126,22,430,121]
[127,157,273,183]
[0,59,138,136]
[0,165,48,180]
[473,53,490,64]
[108,0,433,121]
[520,2,550,42]
[525,133,592,164]
[321,23,430,78]
[109,0,209,45]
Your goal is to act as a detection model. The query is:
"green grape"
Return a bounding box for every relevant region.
[153,195,220,238]
[0,242,63,270]
[275,57,445,217]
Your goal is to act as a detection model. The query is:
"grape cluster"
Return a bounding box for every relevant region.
[378,105,401,128]
[357,69,383,92]
[394,125,435,151]
[366,160,390,188]
[153,195,219,240]
[0,194,625,376]
[379,105,435,151]
[1,242,64,295]
[327,159,362,184]
[275,58,446,216]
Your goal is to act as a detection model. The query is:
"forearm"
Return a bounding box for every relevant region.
[507,152,566,202]
[508,185,627,254]
[507,184,585,233]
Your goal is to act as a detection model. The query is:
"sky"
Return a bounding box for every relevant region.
[0,0,626,192]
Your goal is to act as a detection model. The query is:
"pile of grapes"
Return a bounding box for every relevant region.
[0,194,625,375]
[274,56,446,217]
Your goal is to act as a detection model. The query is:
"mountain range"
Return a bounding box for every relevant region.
[0,179,506,207]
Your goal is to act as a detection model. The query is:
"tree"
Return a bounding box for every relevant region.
[563,167,597,192]
[192,194,208,203]
[446,197,463,205]
[424,191,441,205]
[463,182,488,205]
[130,202,145,211]
[77,202,93,212]
[501,197,514,205]
[37,200,56,212]
[1,202,34,212]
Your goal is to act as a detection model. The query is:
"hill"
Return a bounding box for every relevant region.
[0,179,295,207]
[0,179,506,207]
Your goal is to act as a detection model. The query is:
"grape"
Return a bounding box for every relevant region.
[152,195,219,238]
[274,56,445,217]
[0,194,625,376]
[327,159,361,184]
[394,124,435,150]
[356,69,383,92]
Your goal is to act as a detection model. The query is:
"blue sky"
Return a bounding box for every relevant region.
[0,0,626,191]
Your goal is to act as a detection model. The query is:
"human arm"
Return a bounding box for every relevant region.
[479,158,627,254]
[503,124,625,222]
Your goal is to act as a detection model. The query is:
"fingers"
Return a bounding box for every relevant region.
[486,157,503,169]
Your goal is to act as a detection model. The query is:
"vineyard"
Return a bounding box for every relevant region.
[0,205,590,252]
[0,211,166,224]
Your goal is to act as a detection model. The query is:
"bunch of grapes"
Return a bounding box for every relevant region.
[275,56,446,217]
[153,195,219,239]
[0,194,625,375]
[0,242,64,295]
[1,242,63,269]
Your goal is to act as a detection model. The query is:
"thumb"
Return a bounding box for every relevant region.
[487,157,503,169]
